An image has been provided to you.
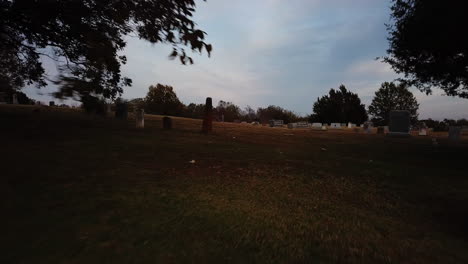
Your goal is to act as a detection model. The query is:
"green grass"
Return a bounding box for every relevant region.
[1,105,468,263]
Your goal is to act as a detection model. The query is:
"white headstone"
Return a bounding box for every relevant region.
[330,123,342,129]
[135,109,144,128]
[321,125,328,131]
[418,128,427,136]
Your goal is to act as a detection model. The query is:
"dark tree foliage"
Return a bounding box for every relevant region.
[183,103,205,119]
[144,84,184,116]
[0,0,211,99]
[242,105,258,122]
[421,119,468,132]
[257,105,299,124]
[368,82,419,126]
[385,0,468,98]
[81,94,107,115]
[312,85,368,124]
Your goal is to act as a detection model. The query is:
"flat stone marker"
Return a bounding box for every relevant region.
[312,123,322,130]
[330,123,342,129]
[269,120,284,127]
[387,110,411,137]
[448,126,462,141]
[135,109,144,128]
[202,97,213,133]
[287,123,296,129]
[163,116,172,129]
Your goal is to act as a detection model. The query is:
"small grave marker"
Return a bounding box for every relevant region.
[163,116,172,129]
[135,109,144,128]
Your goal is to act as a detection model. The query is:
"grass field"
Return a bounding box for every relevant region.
[1,104,468,263]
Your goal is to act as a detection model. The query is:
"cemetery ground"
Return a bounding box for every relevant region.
[1,105,468,263]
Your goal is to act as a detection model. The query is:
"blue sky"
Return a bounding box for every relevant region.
[25,0,468,119]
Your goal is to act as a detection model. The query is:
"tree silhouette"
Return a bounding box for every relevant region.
[385,0,468,98]
[215,101,242,122]
[368,82,419,126]
[312,85,367,124]
[144,84,184,116]
[0,0,211,100]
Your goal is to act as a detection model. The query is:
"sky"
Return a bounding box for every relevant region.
[24,0,468,120]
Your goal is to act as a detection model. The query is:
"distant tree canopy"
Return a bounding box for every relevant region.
[312,85,368,124]
[385,0,468,98]
[144,84,184,116]
[215,100,242,122]
[257,105,300,124]
[368,82,419,126]
[0,0,211,100]
[184,103,205,119]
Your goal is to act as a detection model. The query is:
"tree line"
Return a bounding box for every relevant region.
[128,84,305,124]
[126,81,422,127]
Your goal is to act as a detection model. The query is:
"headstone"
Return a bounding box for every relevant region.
[296,122,310,128]
[135,109,144,128]
[269,120,284,127]
[202,97,213,133]
[12,94,18,104]
[221,114,224,122]
[387,110,411,137]
[49,101,55,107]
[377,126,385,134]
[347,122,356,128]
[448,126,462,141]
[251,121,260,125]
[163,116,172,129]
[363,121,373,133]
[418,128,427,136]
[321,125,328,131]
[311,123,322,130]
[115,101,128,120]
[330,123,342,129]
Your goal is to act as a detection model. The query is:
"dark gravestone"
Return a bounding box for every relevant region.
[115,102,128,120]
[163,116,172,129]
[202,97,213,133]
[49,101,55,107]
[387,110,411,137]
[448,126,462,141]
